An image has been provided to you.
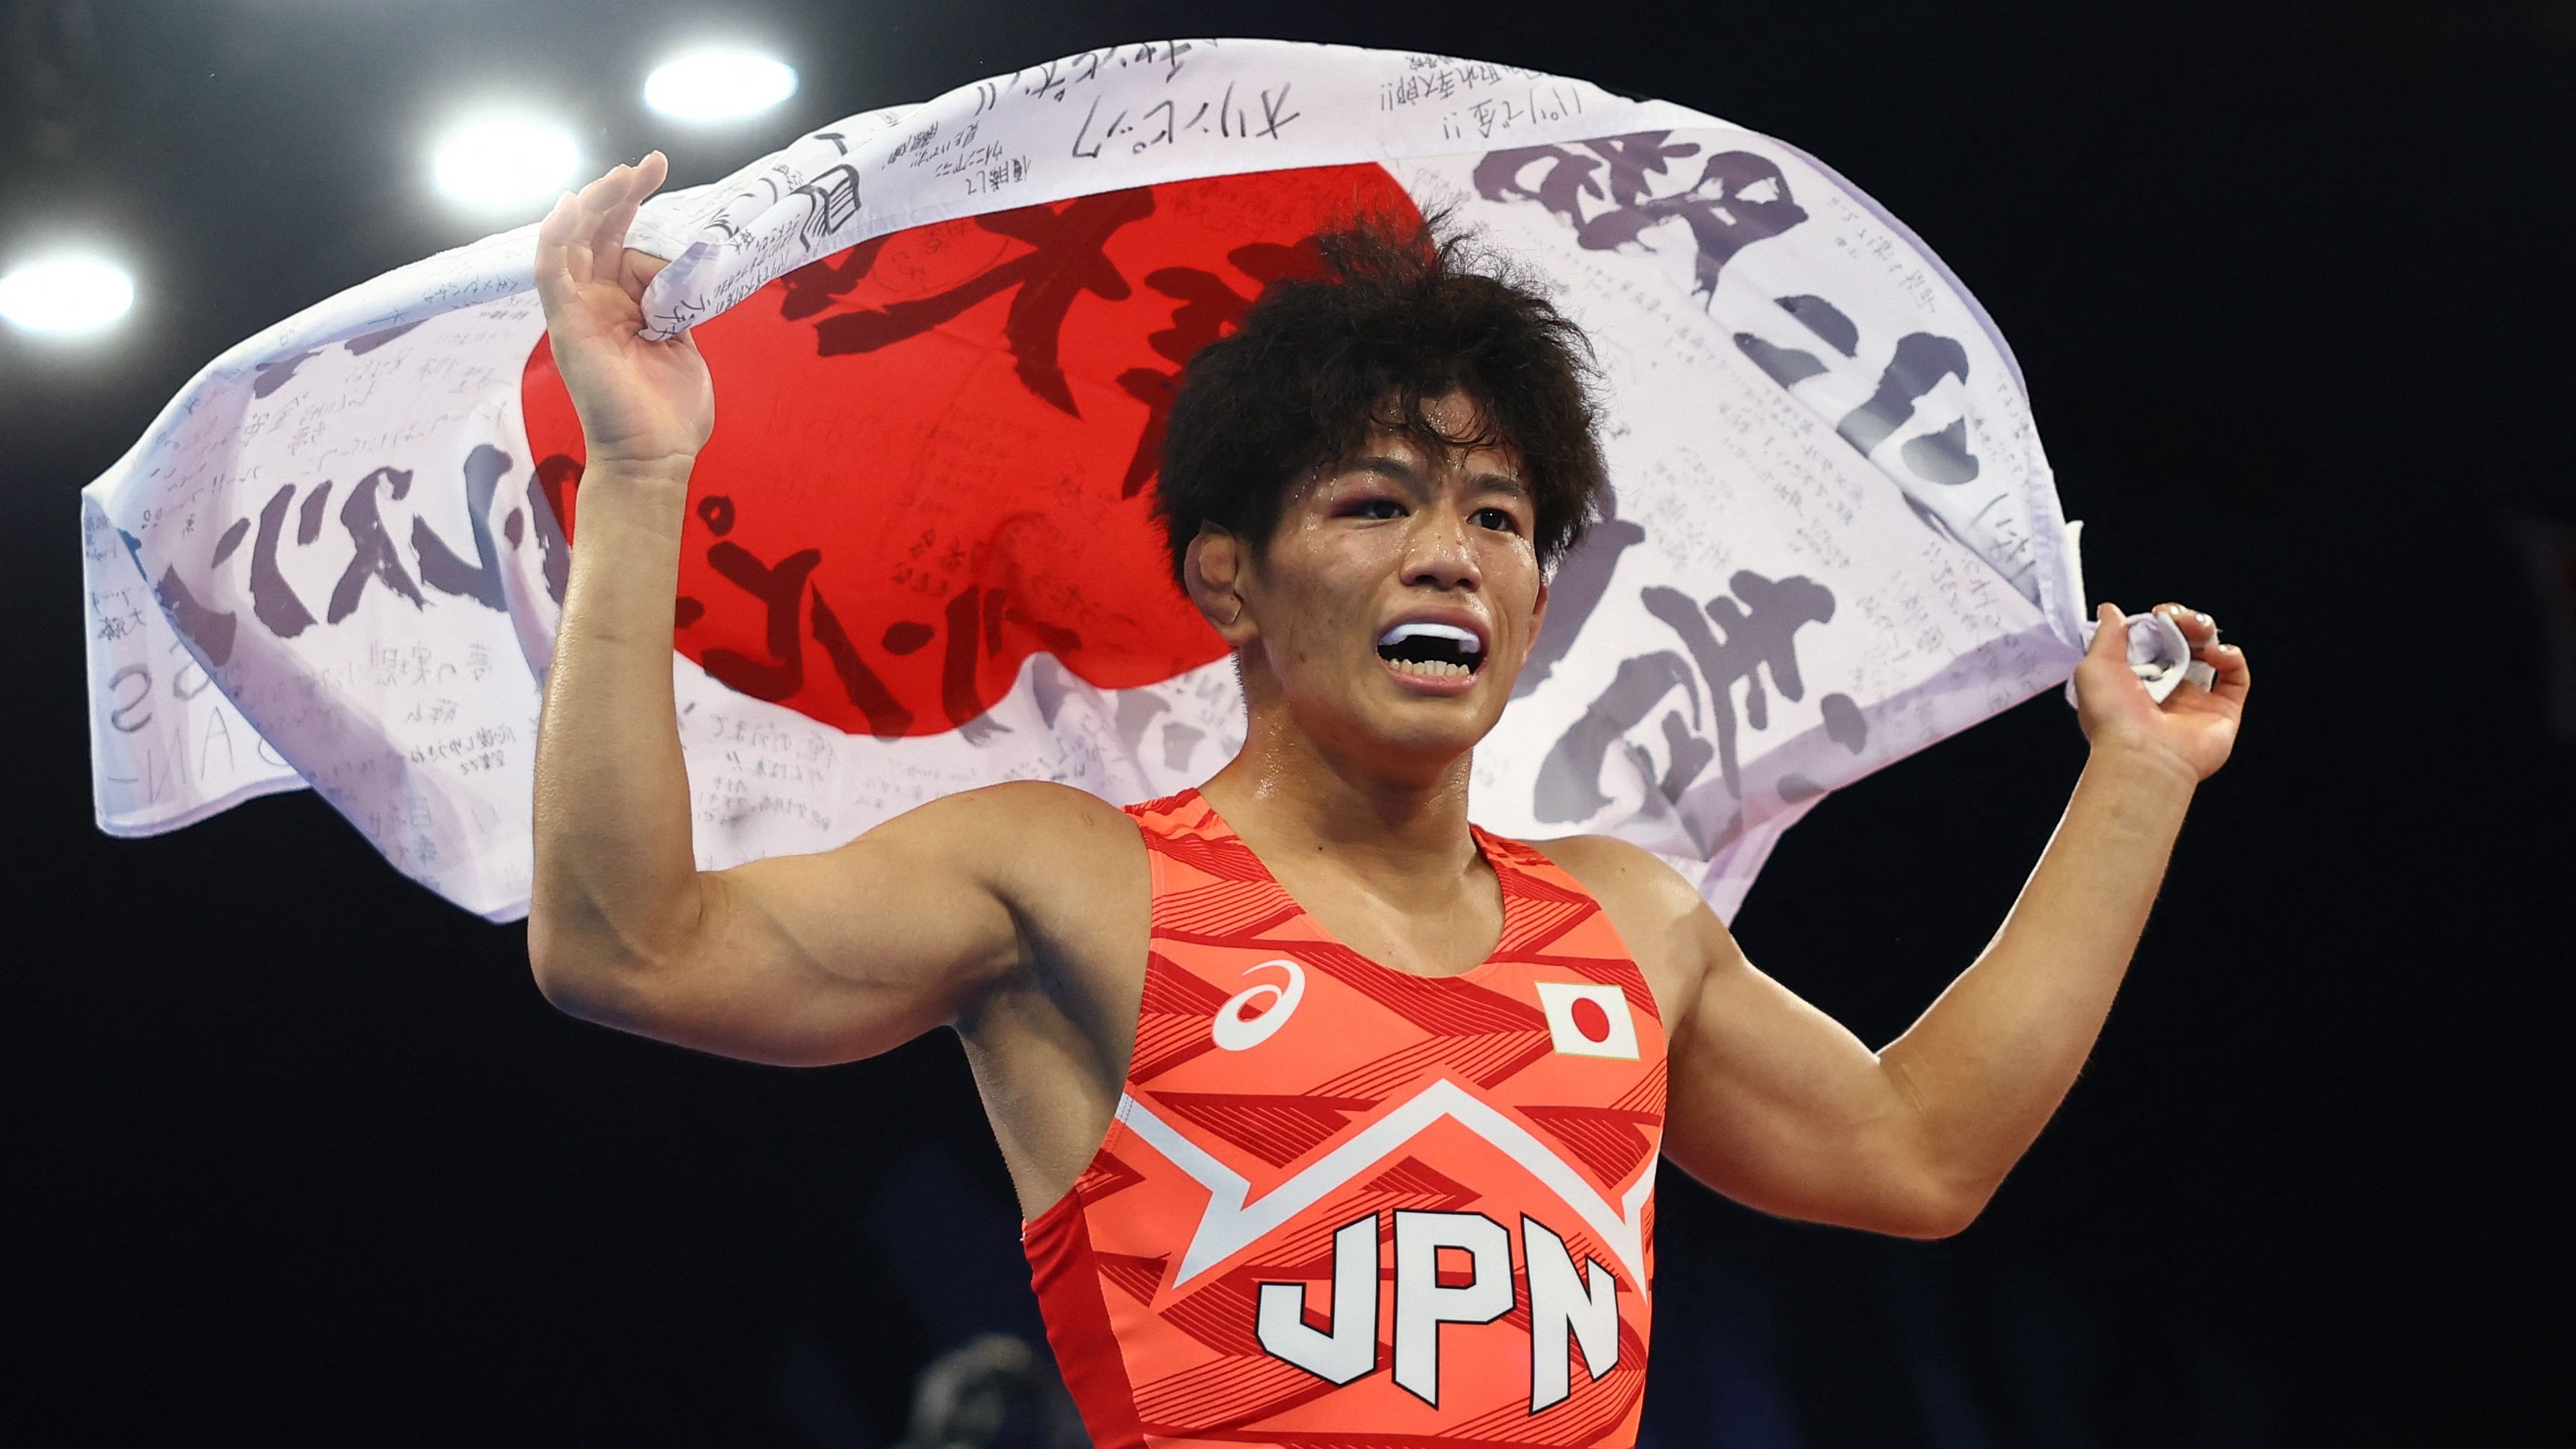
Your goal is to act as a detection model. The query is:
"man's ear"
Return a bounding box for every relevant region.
[1521,575,1551,667]
[1184,524,1255,644]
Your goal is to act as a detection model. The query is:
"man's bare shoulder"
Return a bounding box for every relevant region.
[911,778,1139,837]
[881,780,1145,887]
[793,779,1147,991]
[1520,833,1705,920]
[1516,833,1731,1002]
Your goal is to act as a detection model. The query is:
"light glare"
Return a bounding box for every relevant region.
[0,253,135,336]
[431,117,580,210]
[645,50,798,120]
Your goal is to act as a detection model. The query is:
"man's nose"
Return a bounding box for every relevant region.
[1400,510,1481,591]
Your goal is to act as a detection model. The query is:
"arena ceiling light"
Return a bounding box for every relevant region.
[644,49,798,120]
[0,252,135,337]
[431,114,580,212]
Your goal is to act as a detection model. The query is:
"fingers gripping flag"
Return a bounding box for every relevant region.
[80,40,2093,923]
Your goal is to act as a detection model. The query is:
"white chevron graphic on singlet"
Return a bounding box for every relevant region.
[1117,1077,1657,1287]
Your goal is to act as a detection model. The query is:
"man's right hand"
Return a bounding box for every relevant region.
[532,152,713,473]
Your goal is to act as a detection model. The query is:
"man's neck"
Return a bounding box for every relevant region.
[1196,710,1485,905]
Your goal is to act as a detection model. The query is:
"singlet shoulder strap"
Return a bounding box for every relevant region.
[1122,788,1289,933]
[1122,789,1265,869]
[1122,787,1217,839]
[1469,826,1662,1023]
[1469,824,1602,905]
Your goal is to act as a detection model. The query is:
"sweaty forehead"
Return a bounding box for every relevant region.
[1359,394,1525,477]
[1333,440,1527,499]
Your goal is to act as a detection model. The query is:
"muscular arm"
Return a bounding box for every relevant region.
[521,155,1127,1069]
[1560,603,2247,1237]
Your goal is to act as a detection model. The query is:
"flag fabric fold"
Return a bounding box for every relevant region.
[82,38,2088,923]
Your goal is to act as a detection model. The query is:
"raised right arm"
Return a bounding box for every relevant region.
[523,156,1093,1066]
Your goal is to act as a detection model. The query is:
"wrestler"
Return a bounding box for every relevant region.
[526,153,2249,1444]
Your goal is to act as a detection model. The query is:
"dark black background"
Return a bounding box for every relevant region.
[7,2,2569,1445]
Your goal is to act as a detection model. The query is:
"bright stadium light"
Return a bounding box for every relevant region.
[0,253,135,337]
[431,115,580,211]
[644,49,798,120]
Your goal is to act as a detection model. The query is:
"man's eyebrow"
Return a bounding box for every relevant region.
[1337,455,1527,505]
[1346,454,1424,485]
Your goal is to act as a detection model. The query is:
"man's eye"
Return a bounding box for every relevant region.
[1346,499,1404,520]
[1473,507,1520,532]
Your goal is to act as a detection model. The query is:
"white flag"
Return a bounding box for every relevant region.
[79,39,2091,923]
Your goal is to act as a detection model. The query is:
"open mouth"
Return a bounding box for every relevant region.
[1376,621,1486,681]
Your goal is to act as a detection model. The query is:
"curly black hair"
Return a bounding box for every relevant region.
[1152,214,1608,588]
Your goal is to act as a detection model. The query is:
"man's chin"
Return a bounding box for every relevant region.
[1353,695,1502,763]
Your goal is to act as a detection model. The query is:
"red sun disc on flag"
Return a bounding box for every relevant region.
[522,162,1421,739]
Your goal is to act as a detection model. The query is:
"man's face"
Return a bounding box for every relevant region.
[1232,393,1548,771]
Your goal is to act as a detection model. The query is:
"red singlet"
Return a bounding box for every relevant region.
[1024,790,1667,1448]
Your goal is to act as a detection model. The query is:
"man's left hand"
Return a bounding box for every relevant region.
[2073,600,2250,782]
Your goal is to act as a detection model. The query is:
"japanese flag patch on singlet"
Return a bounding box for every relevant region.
[1536,981,1641,1060]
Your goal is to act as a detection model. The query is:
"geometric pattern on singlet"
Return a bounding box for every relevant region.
[1024,790,1667,1449]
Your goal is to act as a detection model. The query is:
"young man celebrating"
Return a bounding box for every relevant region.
[527,153,2250,1445]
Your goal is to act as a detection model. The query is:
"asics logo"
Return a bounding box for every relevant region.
[1211,959,1305,1050]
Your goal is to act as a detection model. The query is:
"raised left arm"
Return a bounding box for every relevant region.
[1637,600,2248,1237]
